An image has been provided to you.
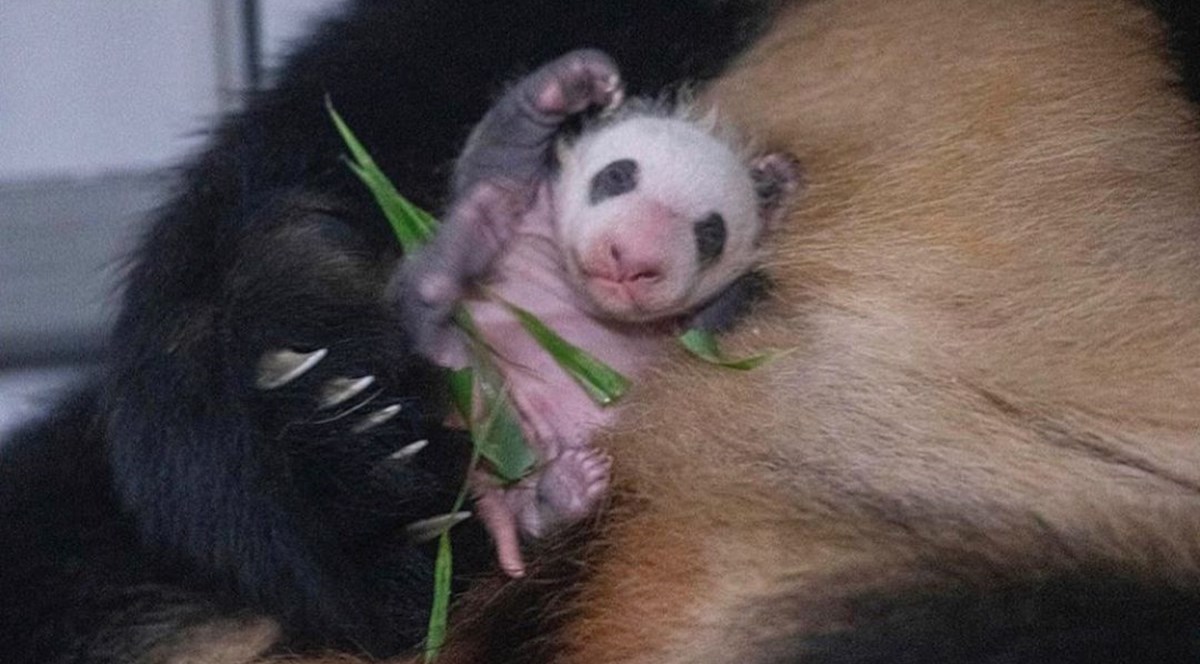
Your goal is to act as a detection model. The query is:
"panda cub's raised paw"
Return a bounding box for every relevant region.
[524,48,624,118]
[393,50,628,372]
[390,181,528,369]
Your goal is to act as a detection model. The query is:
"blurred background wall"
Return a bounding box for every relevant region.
[0,0,344,434]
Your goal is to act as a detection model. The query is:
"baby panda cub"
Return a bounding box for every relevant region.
[397,49,800,576]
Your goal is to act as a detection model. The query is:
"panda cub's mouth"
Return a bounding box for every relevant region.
[584,274,654,315]
[580,270,697,324]
[565,237,673,318]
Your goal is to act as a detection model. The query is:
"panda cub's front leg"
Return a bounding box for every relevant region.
[395,49,624,367]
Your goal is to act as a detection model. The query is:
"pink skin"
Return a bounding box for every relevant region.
[577,201,680,314]
[459,185,666,577]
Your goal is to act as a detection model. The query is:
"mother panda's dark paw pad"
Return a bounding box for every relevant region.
[255,347,328,389]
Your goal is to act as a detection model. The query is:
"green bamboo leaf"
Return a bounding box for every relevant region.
[502,301,630,406]
[449,367,535,483]
[678,328,772,370]
[447,367,475,419]
[327,97,438,251]
[472,363,538,482]
[478,397,536,482]
[424,532,453,663]
[448,317,536,482]
[422,429,482,664]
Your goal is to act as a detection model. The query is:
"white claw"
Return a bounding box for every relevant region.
[318,375,376,410]
[351,403,402,433]
[404,511,473,542]
[388,439,429,461]
[255,348,328,390]
[600,81,625,117]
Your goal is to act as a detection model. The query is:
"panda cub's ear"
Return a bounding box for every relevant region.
[750,152,804,231]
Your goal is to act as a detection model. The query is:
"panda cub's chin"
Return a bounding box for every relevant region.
[580,280,691,325]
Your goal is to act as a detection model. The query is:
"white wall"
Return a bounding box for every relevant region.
[261,0,348,72]
[0,1,221,180]
[0,0,345,182]
[0,0,346,428]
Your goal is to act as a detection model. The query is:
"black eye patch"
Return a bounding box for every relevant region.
[694,212,727,267]
[588,158,638,204]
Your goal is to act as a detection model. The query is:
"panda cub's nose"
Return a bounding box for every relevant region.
[607,242,663,284]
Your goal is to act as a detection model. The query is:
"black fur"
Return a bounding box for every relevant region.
[687,270,772,333]
[0,0,775,660]
[788,571,1200,664]
[694,212,729,266]
[1148,0,1200,107]
[590,158,640,204]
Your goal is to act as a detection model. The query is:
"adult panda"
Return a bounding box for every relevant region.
[0,1,779,661]
[300,0,1200,662]
[6,1,1200,664]
[262,1,1200,662]
[418,1,1200,663]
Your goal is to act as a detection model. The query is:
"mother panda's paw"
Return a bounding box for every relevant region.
[222,199,453,461]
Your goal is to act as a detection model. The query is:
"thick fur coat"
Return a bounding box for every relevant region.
[4,1,1200,663]
[418,1,1200,662]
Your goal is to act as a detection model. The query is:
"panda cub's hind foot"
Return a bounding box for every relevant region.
[529,447,613,535]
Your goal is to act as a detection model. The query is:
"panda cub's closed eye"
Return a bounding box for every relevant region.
[694,212,727,267]
[589,158,639,204]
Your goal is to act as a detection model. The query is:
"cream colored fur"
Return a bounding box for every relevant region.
[151,616,279,664]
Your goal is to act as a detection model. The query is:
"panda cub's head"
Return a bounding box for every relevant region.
[552,106,794,323]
